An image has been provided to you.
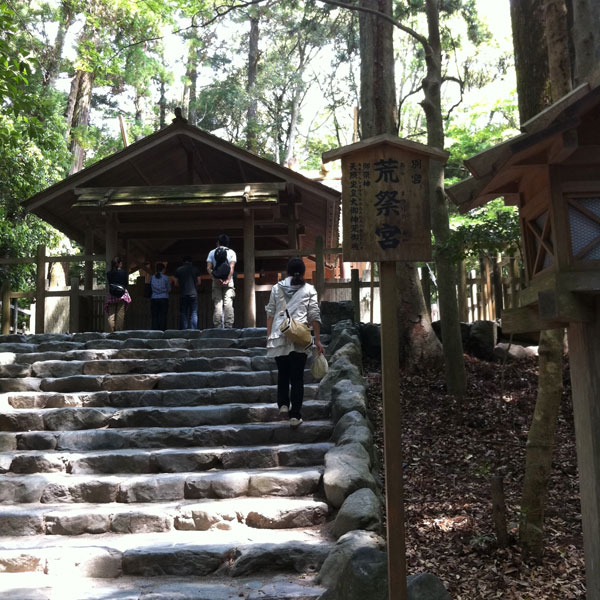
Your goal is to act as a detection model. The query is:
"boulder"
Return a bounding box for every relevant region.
[331,341,363,370]
[323,443,376,508]
[318,356,364,402]
[493,342,538,361]
[331,381,367,422]
[360,322,381,358]
[318,530,386,588]
[466,320,497,360]
[407,573,452,600]
[326,332,361,359]
[320,301,356,333]
[333,488,383,538]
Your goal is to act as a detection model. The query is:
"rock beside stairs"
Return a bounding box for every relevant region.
[0,329,333,598]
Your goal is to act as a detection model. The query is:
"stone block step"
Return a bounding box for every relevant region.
[1,420,332,452]
[0,466,324,504]
[0,496,329,536]
[0,527,333,578]
[0,441,333,475]
[24,355,278,378]
[3,384,319,410]
[0,573,326,600]
[0,400,330,432]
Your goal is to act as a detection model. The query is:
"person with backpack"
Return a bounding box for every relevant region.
[206,233,237,328]
[174,256,201,330]
[265,257,324,428]
[150,262,171,331]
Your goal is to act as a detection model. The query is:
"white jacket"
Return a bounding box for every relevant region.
[265,278,321,357]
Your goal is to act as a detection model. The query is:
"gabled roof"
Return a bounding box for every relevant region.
[447,82,600,213]
[322,133,449,163]
[24,117,340,253]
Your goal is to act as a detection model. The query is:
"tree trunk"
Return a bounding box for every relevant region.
[510,0,551,125]
[571,0,600,86]
[68,70,94,174]
[544,0,573,98]
[515,0,568,562]
[519,328,564,561]
[246,16,260,153]
[421,0,466,395]
[44,1,74,88]
[359,0,442,368]
[159,76,167,129]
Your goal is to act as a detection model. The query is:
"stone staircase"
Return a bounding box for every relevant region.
[0,328,335,600]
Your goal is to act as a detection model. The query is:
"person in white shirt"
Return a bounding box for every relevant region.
[206,233,237,328]
[265,257,324,428]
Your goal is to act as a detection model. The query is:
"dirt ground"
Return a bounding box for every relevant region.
[364,352,586,600]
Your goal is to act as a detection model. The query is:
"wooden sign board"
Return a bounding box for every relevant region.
[340,145,432,262]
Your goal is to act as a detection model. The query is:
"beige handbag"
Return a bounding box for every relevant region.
[279,307,312,349]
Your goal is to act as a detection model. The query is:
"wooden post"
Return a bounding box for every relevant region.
[351,268,360,323]
[35,244,46,334]
[105,215,118,269]
[379,260,407,600]
[492,254,504,319]
[370,261,375,323]
[69,277,80,334]
[421,264,431,318]
[568,299,600,599]
[243,208,256,327]
[11,298,17,333]
[457,260,468,322]
[84,229,94,290]
[315,235,325,302]
[483,254,493,320]
[510,257,519,309]
[1,281,10,334]
[491,476,509,548]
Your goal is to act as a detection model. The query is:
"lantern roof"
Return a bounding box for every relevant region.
[322,133,449,163]
[447,82,600,213]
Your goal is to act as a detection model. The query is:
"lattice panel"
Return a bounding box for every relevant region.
[525,208,554,276]
[568,197,600,261]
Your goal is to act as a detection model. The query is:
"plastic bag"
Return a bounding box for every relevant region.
[310,350,328,380]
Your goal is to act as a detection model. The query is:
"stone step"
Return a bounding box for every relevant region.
[1,441,333,475]
[0,527,333,578]
[0,573,326,600]
[0,496,330,537]
[3,384,320,410]
[0,368,319,394]
[0,400,330,432]
[24,355,280,378]
[2,420,332,452]
[0,466,324,504]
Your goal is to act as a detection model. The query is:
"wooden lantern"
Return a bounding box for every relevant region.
[448,82,600,598]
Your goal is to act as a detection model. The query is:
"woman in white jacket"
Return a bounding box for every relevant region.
[265,257,324,428]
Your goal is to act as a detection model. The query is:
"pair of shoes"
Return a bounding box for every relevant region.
[279,405,289,418]
[289,417,303,428]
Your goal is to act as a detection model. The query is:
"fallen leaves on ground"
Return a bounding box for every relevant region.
[364,353,585,600]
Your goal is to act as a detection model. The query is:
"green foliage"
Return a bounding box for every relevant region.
[444,200,521,262]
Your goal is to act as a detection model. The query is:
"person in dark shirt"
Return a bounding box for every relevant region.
[174,256,201,329]
[105,256,131,332]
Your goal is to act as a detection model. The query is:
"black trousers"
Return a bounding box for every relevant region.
[275,351,308,419]
[151,298,169,331]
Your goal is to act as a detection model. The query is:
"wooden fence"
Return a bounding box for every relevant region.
[0,244,524,334]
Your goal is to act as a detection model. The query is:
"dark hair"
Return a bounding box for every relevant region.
[154,262,164,279]
[182,255,192,263]
[110,256,122,271]
[217,234,229,247]
[287,257,306,286]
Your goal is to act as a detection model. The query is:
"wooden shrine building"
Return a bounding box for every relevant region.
[448,82,600,597]
[22,112,340,330]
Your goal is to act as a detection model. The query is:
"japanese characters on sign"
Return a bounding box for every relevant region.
[342,146,432,262]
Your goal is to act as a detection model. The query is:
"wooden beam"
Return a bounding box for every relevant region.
[501,305,562,333]
[548,129,579,164]
[538,289,594,322]
[243,208,256,327]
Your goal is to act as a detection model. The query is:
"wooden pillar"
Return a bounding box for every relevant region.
[370,261,375,323]
[105,215,118,270]
[351,268,360,323]
[287,189,298,251]
[379,260,407,600]
[84,229,94,290]
[69,277,80,333]
[457,260,468,322]
[315,235,325,302]
[1,281,10,334]
[492,254,504,319]
[483,254,493,320]
[35,244,46,334]
[421,264,432,318]
[568,299,600,598]
[243,208,256,327]
[510,257,519,309]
